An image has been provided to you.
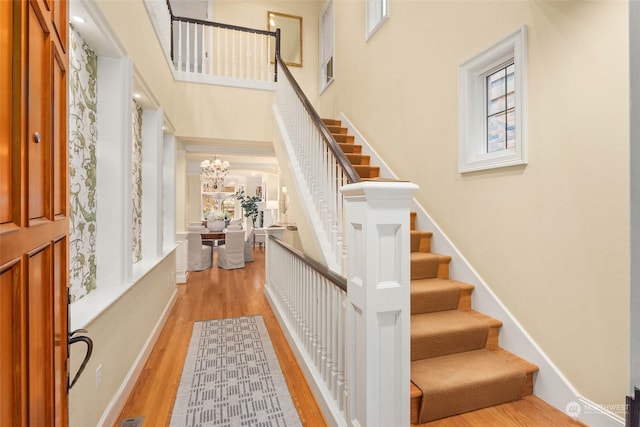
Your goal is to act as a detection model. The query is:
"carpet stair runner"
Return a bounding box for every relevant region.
[322,118,539,424]
[323,119,380,179]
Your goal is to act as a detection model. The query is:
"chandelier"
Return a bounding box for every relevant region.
[200,157,229,193]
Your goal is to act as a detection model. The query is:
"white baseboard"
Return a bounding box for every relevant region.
[264,283,347,427]
[338,112,624,427]
[97,289,178,427]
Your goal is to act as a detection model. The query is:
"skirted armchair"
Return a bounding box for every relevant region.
[187,231,213,271]
[217,230,246,270]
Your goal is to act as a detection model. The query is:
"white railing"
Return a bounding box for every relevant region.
[274,58,360,273]
[172,17,276,83]
[265,180,417,427]
[264,230,348,423]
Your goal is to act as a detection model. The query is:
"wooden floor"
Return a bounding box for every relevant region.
[116,248,326,426]
[117,248,586,427]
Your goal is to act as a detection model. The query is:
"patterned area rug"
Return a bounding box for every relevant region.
[170,315,302,427]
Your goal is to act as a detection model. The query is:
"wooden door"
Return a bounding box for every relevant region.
[0,0,69,425]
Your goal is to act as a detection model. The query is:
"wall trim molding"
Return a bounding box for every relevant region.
[338,112,623,427]
[96,289,178,427]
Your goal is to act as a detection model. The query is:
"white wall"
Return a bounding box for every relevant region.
[317,0,630,412]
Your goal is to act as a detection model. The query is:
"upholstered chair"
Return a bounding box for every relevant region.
[217,230,246,269]
[187,231,213,271]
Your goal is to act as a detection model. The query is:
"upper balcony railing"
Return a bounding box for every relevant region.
[144,0,279,88]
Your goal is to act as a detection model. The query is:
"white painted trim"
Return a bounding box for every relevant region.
[458,26,527,173]
[71,248,178,331]
[173,71,276,91]
[338,112,623,427]
[96,289,178,427]
[319,1,335,93]
[265,285,346,427]
[365,0,388,42]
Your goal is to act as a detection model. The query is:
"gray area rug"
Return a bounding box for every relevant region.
[170,315,302,427]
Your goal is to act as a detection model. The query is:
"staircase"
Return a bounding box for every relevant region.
[323,118,539,424]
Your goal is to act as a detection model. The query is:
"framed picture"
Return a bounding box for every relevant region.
[268,11,303,67]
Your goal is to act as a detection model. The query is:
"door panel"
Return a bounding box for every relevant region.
[53,237,68,427]
[27,245,54,426]
[0,0,12,224]
[51,0,66,52]
[28,3,50,221]
[0,261,21,425]
[52,47,66,217]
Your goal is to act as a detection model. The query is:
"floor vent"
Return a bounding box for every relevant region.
[118,417,144,427]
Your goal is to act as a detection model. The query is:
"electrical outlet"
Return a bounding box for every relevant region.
[96,364,102,386]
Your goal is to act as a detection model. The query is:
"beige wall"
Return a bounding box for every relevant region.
[69,253,176,426]
[318,0,629,407]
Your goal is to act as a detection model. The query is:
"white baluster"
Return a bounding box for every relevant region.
[177,21,183,71]
[194,23,199,73]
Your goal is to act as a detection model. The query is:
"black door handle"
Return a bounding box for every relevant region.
[68,329,93,390]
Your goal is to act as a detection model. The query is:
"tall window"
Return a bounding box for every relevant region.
[319,1,334,92]
[458,27,527,173]
[366,0,388,40]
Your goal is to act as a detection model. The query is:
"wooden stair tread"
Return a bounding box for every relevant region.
[333,133,354,144]
[322,118,341,126]
[410,349,537,423]
[411,278,462,314]
[411,252,451,280]
[411,230,433,253]
[338,143,361,154]
[326,125,347,134]
[411,310,501,360]
[354,165,380,178]
[410,348,538,397]
[346,153,370,165]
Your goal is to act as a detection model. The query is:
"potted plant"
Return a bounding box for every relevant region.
[205,210,228,232]
[234,190,261,227]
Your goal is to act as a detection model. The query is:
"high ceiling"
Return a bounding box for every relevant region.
[69,0,279,183]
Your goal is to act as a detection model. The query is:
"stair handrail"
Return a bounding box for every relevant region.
[268,234,347,292]
[165,0,280,81]
[275,55,361,183]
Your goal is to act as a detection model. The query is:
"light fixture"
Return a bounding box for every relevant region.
[200,156,230,193]
[72,16,86,24]
[133,93,142,99]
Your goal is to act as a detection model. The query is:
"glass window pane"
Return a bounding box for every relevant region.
[487,68,506,115]
[506,109,516,149]
[506,64,515,109]
[487,113,506,153]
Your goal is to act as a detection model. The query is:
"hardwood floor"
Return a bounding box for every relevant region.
[116,248,327,426]
[117,247,586,427]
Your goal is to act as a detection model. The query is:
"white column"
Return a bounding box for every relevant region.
[142,109,164,260]
[96,56,133,286]
[341,180,418,427]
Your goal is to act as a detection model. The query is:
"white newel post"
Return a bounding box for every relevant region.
[341,180,418,427]
[265,226,286,278]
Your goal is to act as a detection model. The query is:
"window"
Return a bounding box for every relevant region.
[319,1,334,92]
[486,63,515,153]
[366,0,388,41]
[458,27,527,173]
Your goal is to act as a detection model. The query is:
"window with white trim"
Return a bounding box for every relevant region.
[366,0,388,41]
[458,26,527,173]
[319,1,334,92]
